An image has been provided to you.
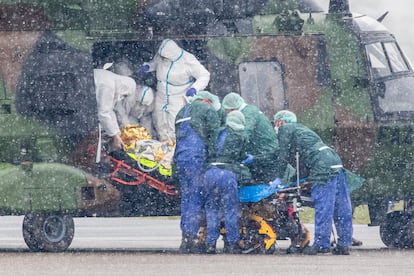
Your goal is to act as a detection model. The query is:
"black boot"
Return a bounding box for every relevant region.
[225,243,242,254]
[206,244,216,254]
[332,245,350,255]
[179,233,198,254]
[286,244,302,254]
[352,237,363,246]
[302,245,331,255]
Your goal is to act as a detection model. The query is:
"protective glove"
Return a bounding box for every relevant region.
[241,154,254,165]
[269,177,282,189]
[185,88,197,97]
[111,133,125,151]
[138,64,150,73]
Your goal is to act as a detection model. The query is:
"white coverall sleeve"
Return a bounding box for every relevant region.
[114,99,133,127]
[186,55,210,91]
[96,84,120,137]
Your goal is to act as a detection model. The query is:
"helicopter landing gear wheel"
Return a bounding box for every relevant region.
[404,217,414,248]
[22,213,75,252]
[379,211,412,248]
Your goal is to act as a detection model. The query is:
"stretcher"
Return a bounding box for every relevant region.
[104,124,179,197]
[107,153,178,196]
[235,179,311,254]
[99,149,180,216]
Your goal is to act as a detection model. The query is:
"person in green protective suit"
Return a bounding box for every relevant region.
[174,91,221,253]
[221,92,279,183]
[203,110,251,254]
[274,110,353,255]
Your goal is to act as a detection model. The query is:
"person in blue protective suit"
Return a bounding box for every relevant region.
[140,39,210,141]
[173,91,220,253]
[274,110,353,255]
[221,92,279,183]
[203,110,251,254]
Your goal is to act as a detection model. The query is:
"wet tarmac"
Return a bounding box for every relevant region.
[0,216,413,275]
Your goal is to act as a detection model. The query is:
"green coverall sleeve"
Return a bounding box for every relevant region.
[276,124,295,178]
[204,107,220,162]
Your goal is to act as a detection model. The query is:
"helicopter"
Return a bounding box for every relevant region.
[0,0,413,251]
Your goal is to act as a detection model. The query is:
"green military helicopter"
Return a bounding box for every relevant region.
[0,0,413,251]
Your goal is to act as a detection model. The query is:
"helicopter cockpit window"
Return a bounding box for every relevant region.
[238,61,285,119]
[365,41,414,116]
[366,42,409,79]
[366,43,391,78]
[384,42,410,73]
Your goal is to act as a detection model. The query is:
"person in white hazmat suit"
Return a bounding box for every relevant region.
[140,39,210,141]
[118,85,155,137]
[111,59,156,136]
[94,68,154,150]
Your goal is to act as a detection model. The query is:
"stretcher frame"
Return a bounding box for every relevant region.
[107,155,178,196]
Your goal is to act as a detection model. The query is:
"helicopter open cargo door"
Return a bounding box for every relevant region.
[239,61,286,119]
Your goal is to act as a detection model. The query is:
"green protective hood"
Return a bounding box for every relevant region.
[226,110,245,131]
[222,92,244,110]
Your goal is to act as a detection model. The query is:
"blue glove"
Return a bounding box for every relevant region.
[269,177,282,189]
[185,88,197,97]
[241,154,254,165]
[139,64,150,73]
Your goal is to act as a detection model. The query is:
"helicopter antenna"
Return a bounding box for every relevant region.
[377,11,389,23]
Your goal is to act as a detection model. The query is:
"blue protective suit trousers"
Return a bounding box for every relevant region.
[177,160,205,236]
[203,167,240,245]
[311,169,353,248]
[178,162,204,236]
[174,105,206,237]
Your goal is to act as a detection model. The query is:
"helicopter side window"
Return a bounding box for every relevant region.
[366,43,391,78]
[377,77,414,113]
[383,42,410,73]
[238,61,285,119]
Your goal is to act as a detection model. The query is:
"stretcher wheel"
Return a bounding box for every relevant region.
[241,217,276,254]
[265,243,276,254]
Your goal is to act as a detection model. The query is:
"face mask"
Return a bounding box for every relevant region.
[274,125,279,134]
